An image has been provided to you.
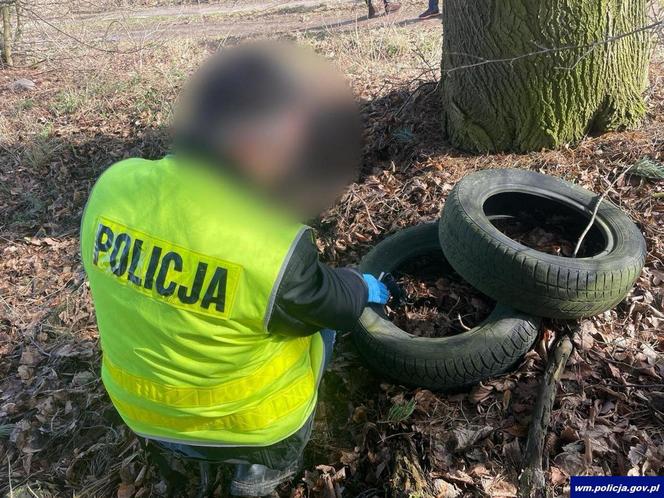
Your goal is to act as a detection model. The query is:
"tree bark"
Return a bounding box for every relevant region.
[1,4,13,67]
[390,443,433,498]
[440,0,652,152]
[518,333,574,498]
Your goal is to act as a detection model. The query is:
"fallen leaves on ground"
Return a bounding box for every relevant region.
[1,51,663,498]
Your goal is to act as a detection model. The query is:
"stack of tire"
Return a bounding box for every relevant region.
[355,169,646,391]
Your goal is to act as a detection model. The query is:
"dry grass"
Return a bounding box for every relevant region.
[1,6,663,498]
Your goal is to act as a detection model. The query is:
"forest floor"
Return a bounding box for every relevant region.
[1,2,663,497]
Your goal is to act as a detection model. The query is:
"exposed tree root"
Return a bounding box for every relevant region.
[391,442,433,498]
[519,330,575,498]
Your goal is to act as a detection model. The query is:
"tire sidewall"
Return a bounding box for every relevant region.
[449,168,645,271]
[355,222,540,390]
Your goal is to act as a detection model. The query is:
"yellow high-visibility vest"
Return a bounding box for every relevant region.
[80,155,324,446]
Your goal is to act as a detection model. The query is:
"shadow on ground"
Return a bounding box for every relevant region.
[0,82,452,498]
[0,82,452,240]
[1,127,170,239]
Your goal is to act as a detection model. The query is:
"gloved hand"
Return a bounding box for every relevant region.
[378,272,404,305]
[363,274,390,304]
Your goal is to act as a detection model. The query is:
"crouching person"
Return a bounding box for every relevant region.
[80,42,390,497]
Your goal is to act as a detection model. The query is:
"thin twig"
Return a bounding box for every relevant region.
[395,79,438,117]
[352,190,381,233]
[7,456,13,498]
[572,164,634,257]
[20,5,146,55]
[444,19,663,75]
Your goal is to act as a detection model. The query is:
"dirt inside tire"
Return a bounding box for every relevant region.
[356,221,541,391]
[386,253,494,338]
[489,211,602,258]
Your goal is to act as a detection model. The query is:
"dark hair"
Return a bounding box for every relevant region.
[175,45,300,161]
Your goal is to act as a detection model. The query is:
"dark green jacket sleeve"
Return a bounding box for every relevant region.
[267,229,368,336]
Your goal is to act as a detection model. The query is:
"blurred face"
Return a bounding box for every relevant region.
[228,88,361,218]
[175,42,361,219]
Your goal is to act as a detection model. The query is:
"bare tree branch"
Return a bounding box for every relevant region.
[19,3,147,55]
[519,331,575,498]
[443,19,663,75]
[573,164,635,258]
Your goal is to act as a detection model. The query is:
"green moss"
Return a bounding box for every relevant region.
[440,0,650,152]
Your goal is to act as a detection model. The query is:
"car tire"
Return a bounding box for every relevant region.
[355,222,540,391]
[439,169,647,319]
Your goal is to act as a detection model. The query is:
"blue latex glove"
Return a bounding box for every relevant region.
[363,274,390,304]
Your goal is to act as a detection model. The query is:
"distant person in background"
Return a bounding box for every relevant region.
[418,0,440,19]
[366,0,401,18]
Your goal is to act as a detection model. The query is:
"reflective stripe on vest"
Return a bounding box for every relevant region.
[80,156,325,446]
[108,371,315,433]
[101,336,311,408]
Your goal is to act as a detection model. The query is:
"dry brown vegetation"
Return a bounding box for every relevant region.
[1,2,663,497]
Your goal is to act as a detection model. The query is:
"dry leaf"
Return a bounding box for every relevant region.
[117,483,135,498]
[469,383,493,404]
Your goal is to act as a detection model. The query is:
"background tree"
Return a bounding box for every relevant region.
[0,0,20,67]
[440,0,655,152]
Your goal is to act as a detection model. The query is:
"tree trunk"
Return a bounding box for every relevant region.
[440,0,651,152]
[1,4,13,67]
